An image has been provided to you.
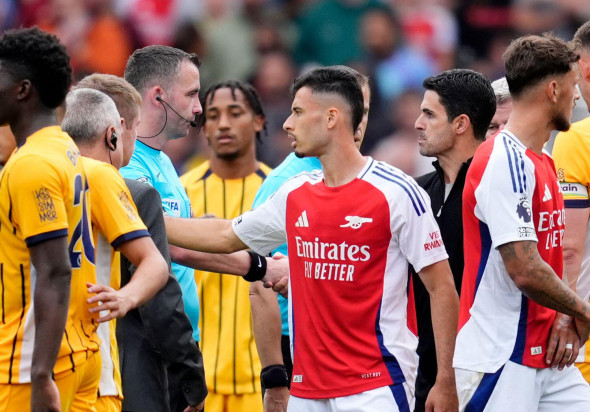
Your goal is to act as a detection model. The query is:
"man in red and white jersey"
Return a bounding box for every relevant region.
[455,34,590,411]
[164,66,460,411]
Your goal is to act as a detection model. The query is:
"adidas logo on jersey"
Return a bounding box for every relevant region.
[295,210,309,227]
[542,184,552,202]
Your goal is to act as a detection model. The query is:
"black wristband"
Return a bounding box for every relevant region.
[261,364,289,388]
[243,251,267,282]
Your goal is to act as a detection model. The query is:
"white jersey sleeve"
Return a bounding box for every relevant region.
[232,173,309,255]
[475,134,537,249]
[394,182,448,273]
[367,161,448,273]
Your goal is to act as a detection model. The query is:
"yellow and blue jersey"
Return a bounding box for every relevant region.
[83,157,149,400]
[0,126,98,384]
[553,117,590,370]
[181,160,271,394]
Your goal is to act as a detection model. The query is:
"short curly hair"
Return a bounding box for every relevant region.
[0,27,72,109]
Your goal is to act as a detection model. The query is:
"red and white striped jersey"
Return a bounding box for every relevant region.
[455,130,564,373]
[233,157,447,399]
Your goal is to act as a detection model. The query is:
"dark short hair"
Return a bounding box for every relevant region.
[199,80,267,142]
[0,27,72,109]
[423,69,496,141]
[291,66,364,133]
[503,34,579,98]
[124,45,201,94]
[330,65,369,88]
[573,21,590,51]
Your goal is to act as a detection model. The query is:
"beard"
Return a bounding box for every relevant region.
[552,110,571,132]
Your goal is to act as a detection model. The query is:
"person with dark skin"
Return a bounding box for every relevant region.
[0,27,99,412]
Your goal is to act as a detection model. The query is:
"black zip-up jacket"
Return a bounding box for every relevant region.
[412,159,471,412]
[118,179,207,411]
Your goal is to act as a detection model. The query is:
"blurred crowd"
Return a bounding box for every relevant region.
[3,0,590,174]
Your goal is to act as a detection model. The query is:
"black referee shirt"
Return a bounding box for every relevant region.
[412,159,471,412]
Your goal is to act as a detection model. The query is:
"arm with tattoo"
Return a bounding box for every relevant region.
[499,241,590,322]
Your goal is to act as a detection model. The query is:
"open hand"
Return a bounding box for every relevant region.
[87,283,134,322]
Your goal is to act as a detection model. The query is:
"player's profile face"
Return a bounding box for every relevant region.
[0,125,16,166]
[0,62,17,126]
[415,90,454,157]
[552,69,579,133]
[283,86,325,158]
[166,61,201,140]
[355,84,371,149]
[204,87,262,161]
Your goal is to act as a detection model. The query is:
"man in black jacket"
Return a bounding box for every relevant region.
[412,69,496,412]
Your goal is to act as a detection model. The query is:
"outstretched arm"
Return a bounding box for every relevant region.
[165,216,247,254]
[418,259,459,412]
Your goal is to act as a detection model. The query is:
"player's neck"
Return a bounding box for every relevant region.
[136,108,168,150]
[504,105,550,155]
[137,134,167,151]
[209,151,259,180]
[78,144,110,165]
[319,143,366,187]
[11,109,58,146]
[436,137,480,184]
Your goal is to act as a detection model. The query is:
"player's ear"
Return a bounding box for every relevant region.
[453,114,470,135]
[326,108,338,130]
[16,79,32,101]
[252,114,264,133]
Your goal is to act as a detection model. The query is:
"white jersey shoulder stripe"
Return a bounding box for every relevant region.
[369,162,426,216]
[499,132,528,194]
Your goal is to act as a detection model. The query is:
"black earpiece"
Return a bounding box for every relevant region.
[109,131,118,151]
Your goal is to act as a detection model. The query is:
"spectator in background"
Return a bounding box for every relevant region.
[370,90,434,177]
[36,0,133,78]
[198,0,258,84]
[117,0,181,46]
[252,51,297,167]
[395,0,459,71]
[294,0,383,67]
[486,76,513,139]
[455,0,512,60]
[0,0,17,30]
[360,7,435,105]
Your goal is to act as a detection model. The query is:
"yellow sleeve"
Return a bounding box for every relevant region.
[88,162,149,248]
[8,155,69,246]
[553,128,590,208]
